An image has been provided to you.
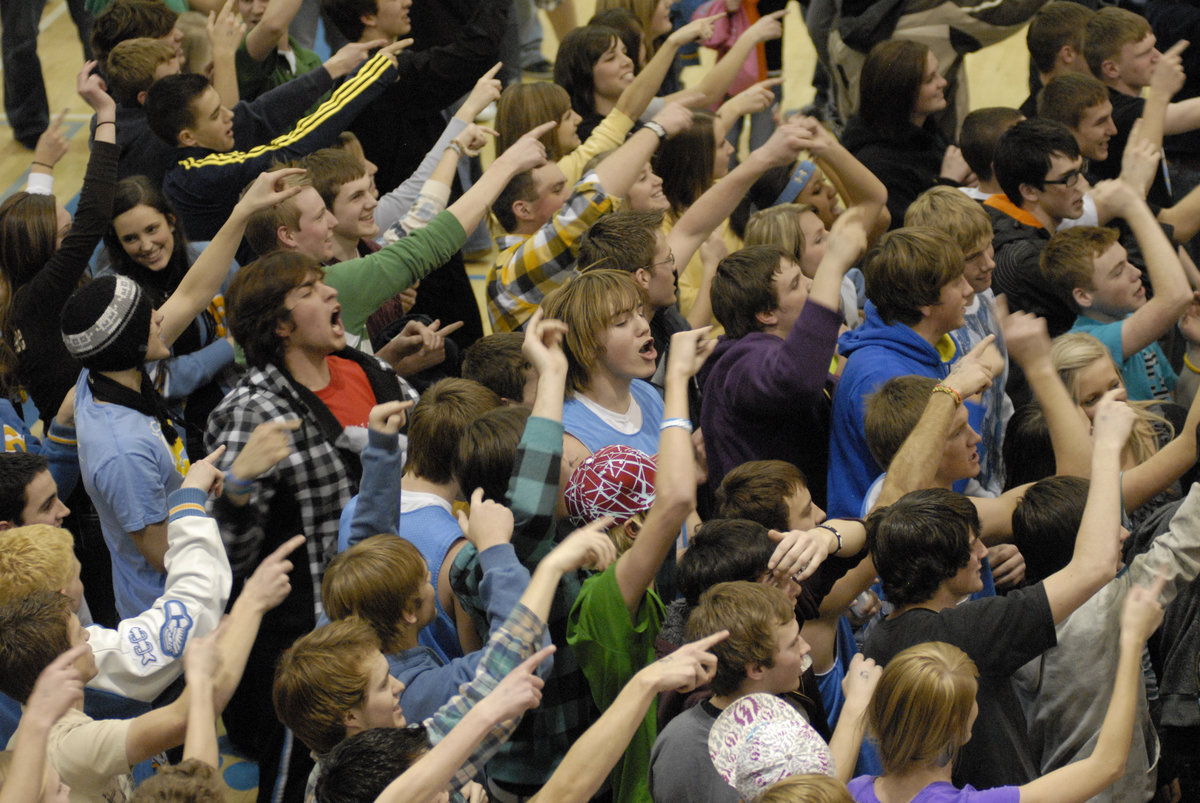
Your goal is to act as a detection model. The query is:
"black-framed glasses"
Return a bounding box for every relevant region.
[1043,160,1089,188]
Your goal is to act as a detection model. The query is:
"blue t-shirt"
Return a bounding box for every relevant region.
[1071,315,1177,402]
[75,371,189,619]
[562,379,665,455]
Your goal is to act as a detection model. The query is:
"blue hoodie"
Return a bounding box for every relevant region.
[827,302,960,518]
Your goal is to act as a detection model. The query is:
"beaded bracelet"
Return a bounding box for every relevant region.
[932,382,963,406]
[815,523,843,555]
[660,417,693,433]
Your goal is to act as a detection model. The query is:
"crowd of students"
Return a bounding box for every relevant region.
[3,0,1200,801]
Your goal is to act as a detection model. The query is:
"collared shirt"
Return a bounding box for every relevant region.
[486,173,612,332]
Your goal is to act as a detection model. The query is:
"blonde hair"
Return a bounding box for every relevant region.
[541,269,648,393]
[0,524,75,602]
[106,37,177,107]
[760,774,855,803]
[175,11,211,75]
[1051,331,1168,464]
[1040,226,1120,309]
[904,186,993,256]
[869,641,979,775]
[744,204,816,273]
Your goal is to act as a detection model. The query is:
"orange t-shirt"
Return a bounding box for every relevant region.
[315,356,377,430]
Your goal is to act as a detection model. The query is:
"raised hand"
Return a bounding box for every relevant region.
[457,487,515,553]
[367,400,413,436]
[33,109,69,169]
[207,0,247,59]
[492,120,555,174]
[651,102,695,137]
[767,526,834,582]
[723,77,783,119]
[453,123,498,158]
[229,418,301,481]
[77,61,115,116]
[1120,569,1167,644]
[183,444,227,497]
[459,62,503,121]
[1092,389,1138,452]
[746,9,786,43]
[544,517,619,575]
[1118,119,1160,199]
[478,645,555,722]
[387,318,462,374]
[23,644,87,729]
[666,326,717,380]
[821,204,870,272]
[640,631,726,693]
[668,13,721,47]
[997,295,1051,369]
[841,653,881,706]
[240,534,304,613]
[183,620,224,685]
[1151,40,1188,100]
[522,307,569,378]
[988,543,1026,589]
[233,167,308,215]
[324,39,387,79]
[940,144,973,185]
[943,334,998,400]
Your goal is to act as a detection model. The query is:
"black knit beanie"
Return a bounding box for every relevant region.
[61,275,154,371]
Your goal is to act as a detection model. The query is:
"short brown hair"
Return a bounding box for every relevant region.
[864,375,938,471]
[685,581,795,697]
[453,405,531,503]
[106,38,177,107]
[710,245,789,339]
[1040,225,1120,309]
[863,227,965,326]
[129,759,223,802]
[462,333,531,403]
[1084,7,1153,79]
[273,619,381,755]
[406,378,502,484]
[715,460,807,532]
[0,591,73,703]
[226,251,324,369]
[0,524,76,602]
[760,774,855,803]
[904,187,992,256]
[299,149,367,211]
[92,0,178,66]
[1038,73,1110,130]
[541,269,648,393]
[577,210,663,274]
[869,641,979,775]
[496,82,573,161]
[324,535,428,654]
[492,170,538,233]
[1027,1,1096,75]
[242,172,313,256]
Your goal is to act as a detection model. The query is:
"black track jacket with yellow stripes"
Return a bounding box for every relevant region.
[163,52,398,244]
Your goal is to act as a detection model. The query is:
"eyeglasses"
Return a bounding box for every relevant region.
[644,251,675,271]
[1043,160,1089,188]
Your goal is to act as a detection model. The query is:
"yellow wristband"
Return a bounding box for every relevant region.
[932,383,963,405]
[1185,353,1200,375]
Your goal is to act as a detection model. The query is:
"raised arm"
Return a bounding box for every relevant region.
[594,103,695,198]
[443,121,557,236]
[616,16,719,119]
[158,167,305,347]
[1041,392,1130,624]
[242,0,302,61]
[0,647,85,803]
[180,626,221,768]
[668,120,809,272]
[826,654,881,783]
[346,402,412,545]
[682,10,786,110]
[798,117,889,238]
[614,327,712,615]
[207,0,246,107]
[873,337,997,511]
[1019,573,1166,803]
[1122,377,1200,511]
[529,632,726,802]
